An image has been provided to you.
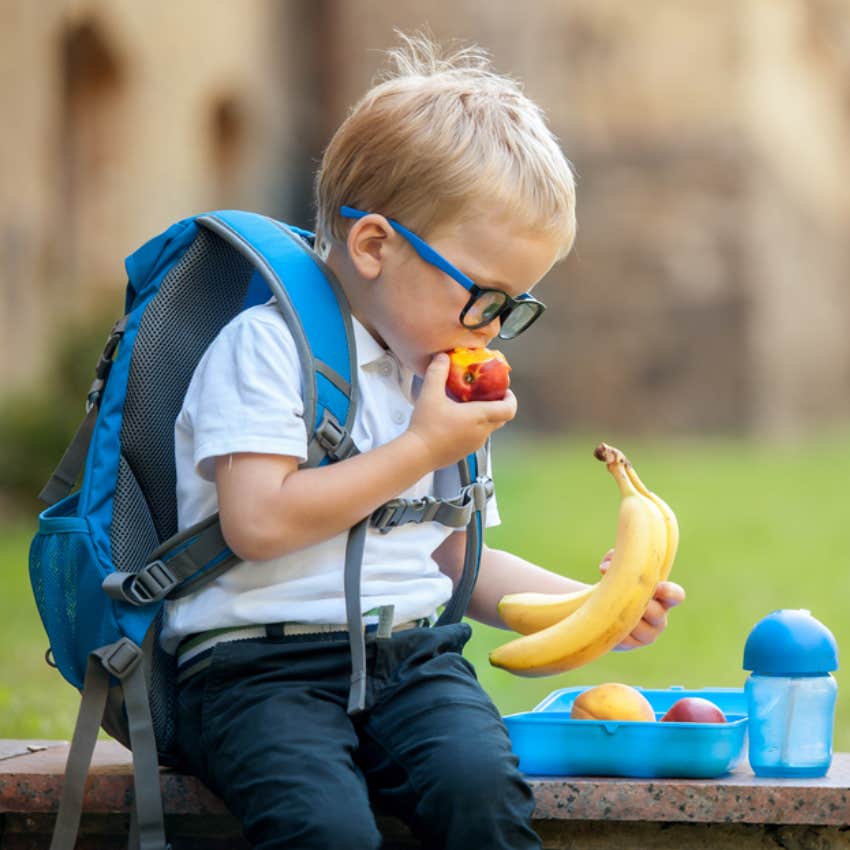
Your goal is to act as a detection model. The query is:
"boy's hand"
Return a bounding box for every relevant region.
[598,549,686,651]
[408,353,517,469]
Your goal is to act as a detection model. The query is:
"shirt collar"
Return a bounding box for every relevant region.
[351,316,387,368]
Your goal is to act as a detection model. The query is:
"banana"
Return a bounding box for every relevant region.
[489,444,667,676]
[496,443,678,635]
[498,586,595,635]
[621,449,679,582]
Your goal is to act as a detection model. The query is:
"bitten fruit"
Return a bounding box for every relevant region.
[445,347,511,402]
[569,683,656,722]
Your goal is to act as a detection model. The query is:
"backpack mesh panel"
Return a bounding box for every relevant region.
[119,228,255,543]
[112,457,159,574]
[111,227,255,757]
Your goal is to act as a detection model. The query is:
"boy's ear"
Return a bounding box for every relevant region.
[346,215,393,280]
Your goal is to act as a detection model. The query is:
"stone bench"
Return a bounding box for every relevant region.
[1,740,848,849]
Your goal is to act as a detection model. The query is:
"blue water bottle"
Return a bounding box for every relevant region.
[743,609,839,778]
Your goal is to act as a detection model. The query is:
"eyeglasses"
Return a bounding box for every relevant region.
[339,206,546,340]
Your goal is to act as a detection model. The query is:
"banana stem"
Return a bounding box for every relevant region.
[594,442,627,466]
[594,442,638,499]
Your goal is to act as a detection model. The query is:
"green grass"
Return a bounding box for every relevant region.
[0,520,81,738]
[2,433,849,749]
[470,432,850,750]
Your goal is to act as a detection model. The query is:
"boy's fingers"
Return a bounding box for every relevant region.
[655,580,685,608]
[491,389,517,420]
[629,617,662,646]
[459,390,517,422]
[641,597,669,628]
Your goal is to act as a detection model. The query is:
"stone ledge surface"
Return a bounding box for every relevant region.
[1,740,848,828]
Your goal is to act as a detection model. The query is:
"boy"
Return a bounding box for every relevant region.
[165,34,685,850]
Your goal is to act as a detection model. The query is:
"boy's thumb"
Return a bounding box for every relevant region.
[420,352,450,397]
[426,352,450,377]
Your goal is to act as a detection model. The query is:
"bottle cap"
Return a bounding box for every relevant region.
[743,609,839,675]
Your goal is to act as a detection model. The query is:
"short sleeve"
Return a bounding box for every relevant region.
[178,307,308,481]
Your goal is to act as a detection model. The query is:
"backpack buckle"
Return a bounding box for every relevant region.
[313,412,357,462]
[371,497,441,533]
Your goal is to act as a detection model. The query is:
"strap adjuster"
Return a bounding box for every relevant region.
[369,503,399,532]
[467,477,493,511]
[131,559,178,604]
[86,316,128,412]
[100,637,142,679]
[103,560,179,606]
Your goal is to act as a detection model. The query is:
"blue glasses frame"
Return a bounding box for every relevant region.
[339,205,546,339]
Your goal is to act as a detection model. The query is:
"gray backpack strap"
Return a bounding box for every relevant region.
[38,317,128,506]
[38,406,98,506]
[342,444,491,710]
[50,639,166,850]
[436,445,490,626]
[102,513,239,606]
[344,519,369,714]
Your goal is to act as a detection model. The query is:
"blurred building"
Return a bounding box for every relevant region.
[2,0,849,435]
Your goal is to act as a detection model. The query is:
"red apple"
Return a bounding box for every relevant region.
[660,697,727,724]
[445,348,511,402]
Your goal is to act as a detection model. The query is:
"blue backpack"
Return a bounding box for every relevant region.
[29,210,491,850]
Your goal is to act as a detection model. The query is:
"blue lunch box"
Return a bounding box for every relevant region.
[503,686,748,778]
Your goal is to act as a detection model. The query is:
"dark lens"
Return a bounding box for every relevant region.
[499,302,541,339]
[462,290,508,328]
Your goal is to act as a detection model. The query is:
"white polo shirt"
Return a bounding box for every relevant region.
[160,301,498,653]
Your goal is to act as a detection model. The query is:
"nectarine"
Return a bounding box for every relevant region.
[660,697,726,724]
[445,348,511,402]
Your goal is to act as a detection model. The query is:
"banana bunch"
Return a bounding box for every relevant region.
[488,443,678,676]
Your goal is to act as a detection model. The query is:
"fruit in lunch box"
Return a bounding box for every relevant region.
[489,444,667,675]
[660,697,726,723]
[445,347,511,402]
[570,683,656,722]
[497,442,678,636]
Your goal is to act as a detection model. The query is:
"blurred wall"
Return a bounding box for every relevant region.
[2,0,849,436]
[0,0,297,385]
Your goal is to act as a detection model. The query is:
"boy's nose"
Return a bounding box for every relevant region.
[474,320,501,345]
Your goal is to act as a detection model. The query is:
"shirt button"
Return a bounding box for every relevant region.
[391,410,406,425]
[379,359,393,377]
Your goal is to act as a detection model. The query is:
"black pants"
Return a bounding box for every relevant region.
[176,622,540,850]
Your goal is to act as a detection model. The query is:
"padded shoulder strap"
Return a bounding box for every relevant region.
[198,212,359,466]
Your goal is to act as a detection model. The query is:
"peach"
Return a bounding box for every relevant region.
[570,683,656,722]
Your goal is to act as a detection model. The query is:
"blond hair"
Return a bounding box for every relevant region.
[314,32,576,259]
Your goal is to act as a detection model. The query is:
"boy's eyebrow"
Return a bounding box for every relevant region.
[460,266,525,296]
[449,258,506,291]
